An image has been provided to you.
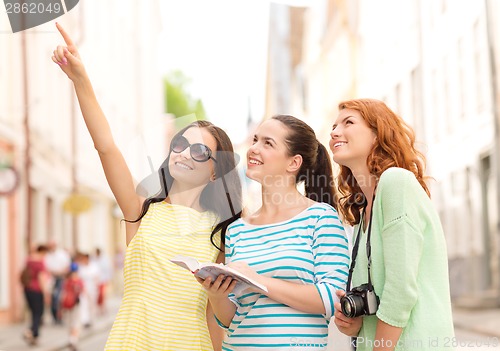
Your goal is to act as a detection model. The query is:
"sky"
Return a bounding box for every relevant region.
[158,0,271,145]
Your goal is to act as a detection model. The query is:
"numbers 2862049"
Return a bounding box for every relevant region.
[5,1,62,14]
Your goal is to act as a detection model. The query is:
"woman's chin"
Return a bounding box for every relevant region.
[245,170,260,183]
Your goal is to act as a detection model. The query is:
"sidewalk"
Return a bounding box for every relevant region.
[452,305,500,338]
[0,297,120,351]
[1,299,498,350]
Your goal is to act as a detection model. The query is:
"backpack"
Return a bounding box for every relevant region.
[19,266,31,287]
[61,278,82,309]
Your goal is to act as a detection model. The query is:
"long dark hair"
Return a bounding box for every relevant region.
[271,115,337,208]
[127,120,242,250]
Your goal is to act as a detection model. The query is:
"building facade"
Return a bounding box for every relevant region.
[266,0,500,306]
[0,0,165,323]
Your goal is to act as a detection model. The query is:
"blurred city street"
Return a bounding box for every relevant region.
[2,0,500,350]
[0,296,120,351]
[0,298,499,351]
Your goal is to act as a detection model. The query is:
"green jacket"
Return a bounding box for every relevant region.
[351,167,455,350]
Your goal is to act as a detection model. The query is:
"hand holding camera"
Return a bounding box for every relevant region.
[334,290,363,337]
[340,283,379,318]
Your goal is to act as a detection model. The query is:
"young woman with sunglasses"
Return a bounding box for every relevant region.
[198,115,350,350]
[52,23,242,350]
[330,99,454,350]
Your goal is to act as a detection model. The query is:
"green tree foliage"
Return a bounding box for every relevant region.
[164,71,207,120]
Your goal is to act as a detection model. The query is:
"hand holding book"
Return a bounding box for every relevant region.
[170,255,268,295]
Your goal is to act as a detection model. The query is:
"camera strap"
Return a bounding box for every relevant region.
[345,193,376,291]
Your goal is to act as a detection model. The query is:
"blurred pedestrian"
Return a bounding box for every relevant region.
[93,247,112,315]
[21,244,50,346]
[61,262,84,351]
[52,23,242,351]
[76,253,99,328]
[330,99,455,350]
[45,239,71,325]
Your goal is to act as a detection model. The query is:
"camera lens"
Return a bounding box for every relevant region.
[340,294,365,318]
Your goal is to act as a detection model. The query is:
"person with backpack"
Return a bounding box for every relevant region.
[61,261,84,351]
[21,244,50,346]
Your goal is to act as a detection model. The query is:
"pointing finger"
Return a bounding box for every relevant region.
[56,22,74,47]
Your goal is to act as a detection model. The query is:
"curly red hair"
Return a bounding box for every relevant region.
[335,98,430,226]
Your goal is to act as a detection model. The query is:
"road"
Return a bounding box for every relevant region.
[74,326,500,350]
[75,328,108,350]
[454,328,500,351]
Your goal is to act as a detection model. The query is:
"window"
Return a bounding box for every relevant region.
[457,38,467,119]
[473,20,485,112]
[411,66,424,141]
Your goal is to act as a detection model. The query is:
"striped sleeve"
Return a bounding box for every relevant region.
[312,206,350,320]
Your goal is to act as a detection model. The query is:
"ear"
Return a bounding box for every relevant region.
[286,154,303,174]
[210,173,216,182]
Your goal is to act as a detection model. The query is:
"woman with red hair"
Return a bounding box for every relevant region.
[330,99,454,350]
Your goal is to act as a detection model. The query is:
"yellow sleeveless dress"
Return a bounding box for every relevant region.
[105,202,220,350]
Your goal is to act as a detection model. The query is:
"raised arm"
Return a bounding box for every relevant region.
[52,23,142,244]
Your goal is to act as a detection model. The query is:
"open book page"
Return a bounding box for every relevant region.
[170,255,268,295]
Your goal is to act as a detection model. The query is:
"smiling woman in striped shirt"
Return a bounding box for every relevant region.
[199,115,350,351]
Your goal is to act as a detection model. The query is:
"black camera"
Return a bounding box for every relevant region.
[340,283,379,318]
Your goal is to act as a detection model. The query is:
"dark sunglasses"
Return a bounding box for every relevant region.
[164,134,237,217]
[170,135,216,163]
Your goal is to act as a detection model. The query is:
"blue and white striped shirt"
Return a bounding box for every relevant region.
[222,202,350,350]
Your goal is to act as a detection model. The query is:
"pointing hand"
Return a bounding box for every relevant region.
[51,22,86,81]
